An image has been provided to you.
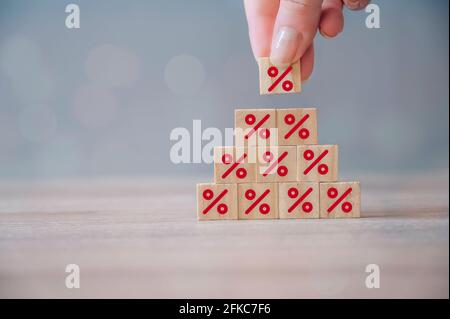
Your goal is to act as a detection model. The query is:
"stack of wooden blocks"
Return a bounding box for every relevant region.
[197,108,360,221]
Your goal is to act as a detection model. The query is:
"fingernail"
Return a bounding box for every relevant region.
[346,0,361,10]
[319,29,333,39]
[270,26,301,66]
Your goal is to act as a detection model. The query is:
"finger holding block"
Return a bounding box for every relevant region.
[238,183,278,220]
[279,182,320,219]
[276,108,318,146]
[319,182,361,219]
[258,58,301,95]
[297,145,338,182]
[197,183,238,220]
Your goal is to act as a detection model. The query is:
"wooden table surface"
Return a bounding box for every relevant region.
[0,173,448,298]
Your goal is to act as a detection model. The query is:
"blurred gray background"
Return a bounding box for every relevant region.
[0,0,448,180]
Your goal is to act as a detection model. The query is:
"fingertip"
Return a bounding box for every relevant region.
[343,0,370,11]
[319,7,344,38]
[300,44,314,82]
[271,0,322,66]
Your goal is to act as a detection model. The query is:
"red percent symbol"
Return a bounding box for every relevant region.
[202,189,229,215]
[327,187,353,214]
[287,187,314,213]
[262,151,289,177]
[284,113,310,140]
[244,189,271,215]
[244,113,271,140]
[221,152,248,179]
[267,65,293,92]
[303,149,329,176]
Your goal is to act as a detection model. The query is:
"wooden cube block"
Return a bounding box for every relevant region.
[197,183,238,220]
[297,145,338,182]
[319,182,361,219]
[258,57,301,95]
[238,183,278,219]
[235,109,276,147]
[256,146,297,183]
[276,108,317,145]
[279,182,320,219]
[214,147,256,184]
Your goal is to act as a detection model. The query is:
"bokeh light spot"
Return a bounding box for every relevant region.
[73,85,119,129]
[85,44,140,88]
[164,54,205,95]
[18,105,57,143]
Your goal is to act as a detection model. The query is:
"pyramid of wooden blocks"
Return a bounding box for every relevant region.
[197,108,361,220]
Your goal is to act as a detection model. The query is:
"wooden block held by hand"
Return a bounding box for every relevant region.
[214,147,256,184]
[258,57,301,95]
[197,183,238,220]
[319,182,361,219]
[297,145,338,182]
[276,108,317,145]
[279,182,320,219]
[235,109,276,147]
[256,146,297,183]
[238,183,278,220]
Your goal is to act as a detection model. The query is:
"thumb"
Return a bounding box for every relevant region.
[270,0,323,66]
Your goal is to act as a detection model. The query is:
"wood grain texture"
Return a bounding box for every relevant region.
[256,146,297,183]
[297,145,338,182]
[0,173,448,298]
[234,109,277,147]
[214,147,256,184]
[196,183,238,220]
[276,108,318,146]
[238,183,278,220]
[279,182,320,219]
[258,58,301,95]
[320,182,361,219]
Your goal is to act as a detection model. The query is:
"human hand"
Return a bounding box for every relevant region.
[244,0,370,82]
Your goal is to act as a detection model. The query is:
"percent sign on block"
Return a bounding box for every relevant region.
[297,145,338,182]
[235,109,276,146]
[277,108,318,145]
[257,146,297,182]
[196,183,238,220]
[258,58,301,95]
[279,182,319,219]
[238,183,278,219]
[319,182,360,218]
[214,147,256,184]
